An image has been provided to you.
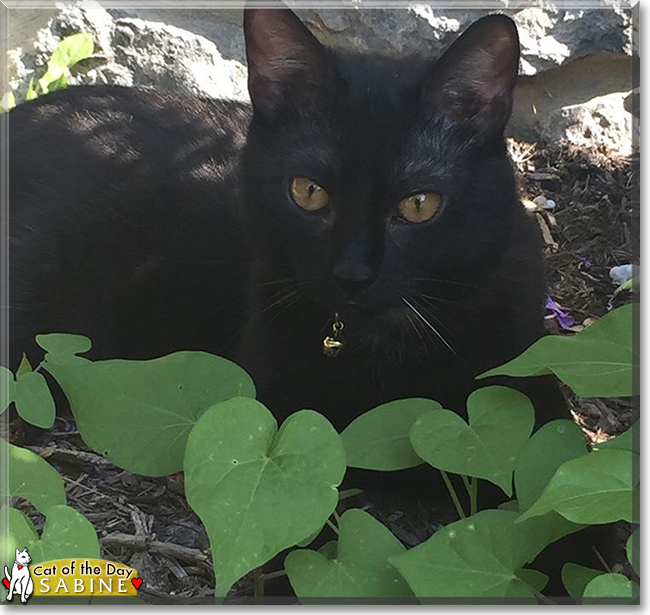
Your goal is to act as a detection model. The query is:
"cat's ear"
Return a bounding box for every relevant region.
[422,14,519,137]
[244,2,332,116]
[15,548,20,557]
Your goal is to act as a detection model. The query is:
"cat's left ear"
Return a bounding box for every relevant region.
[421,14,520,137]
[244,2,333,117]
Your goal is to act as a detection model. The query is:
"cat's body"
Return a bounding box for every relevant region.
[7,16,566,431]
[8,88,251,365]
[6,8,617,597]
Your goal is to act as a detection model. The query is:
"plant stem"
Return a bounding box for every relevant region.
[470,477,478,516]
[529,586,556,605]
[461,474,471,494]
[326,518,340,535]
[591,545,612,573]
[253,568,264,599]
[261,569,287,582]
[332,509,341,526]
[440,470,466,519]
[460,475,479,516]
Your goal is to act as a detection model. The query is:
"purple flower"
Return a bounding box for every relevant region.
[545,296,575,329]
[579,256,592,269]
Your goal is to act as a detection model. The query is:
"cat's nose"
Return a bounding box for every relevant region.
[332,261,373,296]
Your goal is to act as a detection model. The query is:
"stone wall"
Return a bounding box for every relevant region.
[4,1,637,156]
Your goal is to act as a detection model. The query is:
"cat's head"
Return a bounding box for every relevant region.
[15,548,31,565]
[242,3,522,350]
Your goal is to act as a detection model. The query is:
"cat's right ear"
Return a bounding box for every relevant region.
[244,2,332,117]
[421,14,520,139]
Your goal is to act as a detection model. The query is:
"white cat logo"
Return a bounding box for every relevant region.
[4,548,34,603]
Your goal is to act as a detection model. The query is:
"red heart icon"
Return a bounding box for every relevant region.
[2,578,9,590]
[131,578,143,590]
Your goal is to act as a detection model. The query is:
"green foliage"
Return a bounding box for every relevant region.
[16,353,34,377]
[582,573,639,602]
[480,304,637,397]
[391,510,543,599]
[1,360,56,428]
[410,386,534,496]
[2,505,99,567]
[599,422,638,453]
[42,336,255,476]
[13,371,56,429]
[285,509,412,598]
[627,528,639,574]
[37,332,92,361]
[0,92,16,112]
[38,33,94,94]
[1,32,94,112]
[514,419,588,512]
[1,438,66,514]
[184,398,346,597]
[1,442,100,601]
[561,562,602,598]
[613,274,639,297]
[341,398,440,470]
[517,449,636,525]
[1,366,16,412]
[1,300,635,601]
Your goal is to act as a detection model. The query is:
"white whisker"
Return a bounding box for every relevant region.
[402,297,457,355]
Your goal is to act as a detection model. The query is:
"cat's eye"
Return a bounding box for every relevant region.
[290,177,329,212]
[398,192,441,223]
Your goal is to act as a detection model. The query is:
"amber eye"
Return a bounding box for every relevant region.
[398,192,441,223]
[290,178,329,212]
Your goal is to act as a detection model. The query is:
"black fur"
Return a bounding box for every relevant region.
[6,7,616,597]
[8,10,565,432]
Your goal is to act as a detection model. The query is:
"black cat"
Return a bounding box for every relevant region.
[7,4,617,599]
[8,6,565,430]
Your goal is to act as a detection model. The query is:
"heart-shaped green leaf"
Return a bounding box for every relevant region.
[514,420,588,511]
[1,366,15,412]
[626,528,638,574]
[184,398,346,597]
[390,510,540,599]
[1,507,38,567]
[44,350,255,476]
[480,304,637,397]
[517,449,636,525]
[583,573,638,602]
[13,371,56,429]
[410,387,535,495]
[285,509,412,598]
[599,422,638,454]
[2,504,99,577]
[36,333,92,360]
[341,398,441,470]
[561,563,602,598]
[1,439,66,514]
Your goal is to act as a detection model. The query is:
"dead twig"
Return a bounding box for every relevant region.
[100,532,211,568]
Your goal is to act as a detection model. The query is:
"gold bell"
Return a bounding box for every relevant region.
[322,313,345,357]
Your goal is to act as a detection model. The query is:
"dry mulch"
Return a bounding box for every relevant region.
[512,142,638,440]
[5,142,639,603]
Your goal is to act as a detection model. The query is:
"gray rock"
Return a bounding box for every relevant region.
[112,3,634,76]
[5,2,248,102]
[541,91,635,157]
[4,1,636,156]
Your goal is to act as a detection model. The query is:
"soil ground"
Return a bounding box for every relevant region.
[5,143,639,604]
